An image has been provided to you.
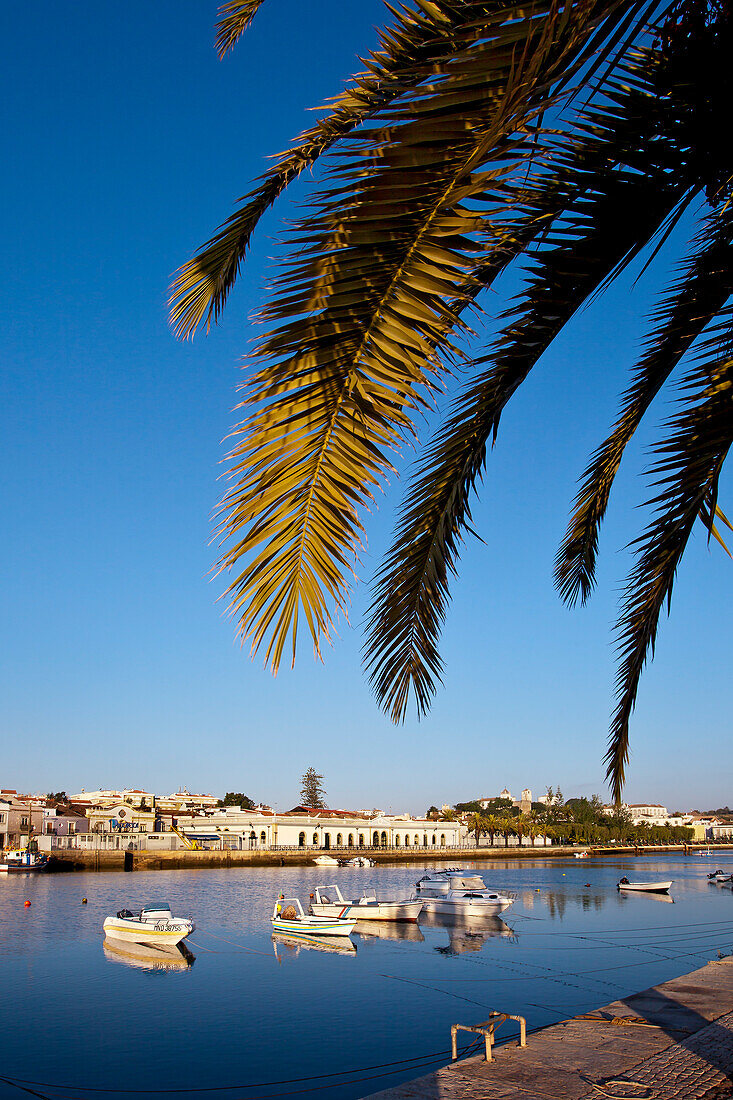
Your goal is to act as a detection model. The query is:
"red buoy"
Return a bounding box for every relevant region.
[24,900,31,908]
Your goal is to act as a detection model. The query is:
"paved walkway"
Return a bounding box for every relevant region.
[364,957,733,1100]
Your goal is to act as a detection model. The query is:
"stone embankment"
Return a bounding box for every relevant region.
[364,956,733,1099]
[47,843,733,872]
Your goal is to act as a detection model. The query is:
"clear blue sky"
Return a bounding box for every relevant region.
[2,1,730,813]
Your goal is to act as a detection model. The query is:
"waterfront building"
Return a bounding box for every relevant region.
[174,806,467,851]
[86,801,156,834]
[0,792,45,847]
[43,806,88,836]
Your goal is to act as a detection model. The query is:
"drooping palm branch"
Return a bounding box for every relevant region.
[173,0,732,799]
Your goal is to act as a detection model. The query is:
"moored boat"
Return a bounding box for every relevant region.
[310,884,423,922]
[103,904,195,946]
[0,848,50,873]
[617,878,673,893]
[420,888,515,915]
[707,870,732,882]
[312,855,339,866]
[272,895,356,937]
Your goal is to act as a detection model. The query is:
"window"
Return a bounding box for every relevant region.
[422,835,428,847]
[324,833,331,849]
[373,831,380,847]
[260,831,266,845]
[348,833,354,847]
[380,831,387,847]
[336,833,343,846]
[431,834,436,845]
[440,834,446,847]
[404,834,410,847]
[415,834,419,846]
[313,832,318,845]
[395,834,401,847]
[298,832,306,847]
[358,833,364,847]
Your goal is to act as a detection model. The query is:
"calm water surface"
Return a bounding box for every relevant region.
[3,855,733,1099]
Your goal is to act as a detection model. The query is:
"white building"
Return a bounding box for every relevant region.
[175,806,467,851]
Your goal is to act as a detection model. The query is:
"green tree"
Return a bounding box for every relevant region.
[484,814,503,848]
[172,0,733,801]
[300,768,327,809]
[218,792,256,809]
[467,813,486,847]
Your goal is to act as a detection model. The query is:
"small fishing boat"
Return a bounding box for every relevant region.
[419,888,515,915]
[0,848,50,873]
[272,896,356,937]
[617,878,673,894]
[574,850,590,859]
[312,855,339,867]
[103,904,195,946]
[707,870,732,882]
[310,884,423,922]
[343,856,375,867]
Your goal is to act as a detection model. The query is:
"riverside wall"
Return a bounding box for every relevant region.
[46,843,733,873]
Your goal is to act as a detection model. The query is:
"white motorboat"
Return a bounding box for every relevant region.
[0,848,49,872]
[272,896,356,937]
[103,904,195,946]
[420,888,515,915]
[707,870,732,882]
[574,850,589,859]
[310,884,423,922]
[617,878,673,894]
[312,855,339,866]
[346,856,375,867]
[415,868,488,896]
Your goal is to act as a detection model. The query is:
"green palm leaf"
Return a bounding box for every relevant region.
[556,200,733,606]
[607,320,733,801]
[216,0,644,672]
[366,58,692,720]
[170,0,654,339]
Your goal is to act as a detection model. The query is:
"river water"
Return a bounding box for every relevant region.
[2,854,733,1099]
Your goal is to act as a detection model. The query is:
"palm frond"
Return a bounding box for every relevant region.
[172,0,501,338]
[607,319,733,801]
[170,0,655,339]
[555,200,733,606]
[215,0,268,57]
[217,0,644,672]
[366,58,693,721]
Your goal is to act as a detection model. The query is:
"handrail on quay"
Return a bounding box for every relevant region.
[451,1013,527,1063]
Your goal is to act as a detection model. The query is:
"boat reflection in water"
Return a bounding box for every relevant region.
[271,932,357,959]
[617,889,675,904]
[420,911,517,954]
[102,939,195,971]
[353,921,425,944]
